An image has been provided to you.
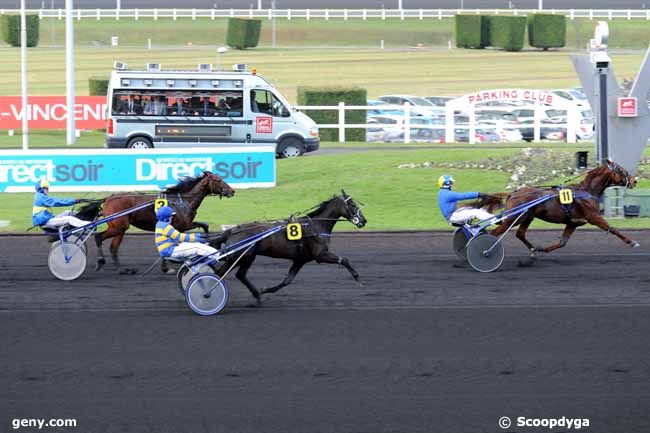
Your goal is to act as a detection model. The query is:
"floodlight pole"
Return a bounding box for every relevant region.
[398,0,403,9]
[538,0,543,10]
[271,0,276,48]
[20,0,28,149]
[66,0,75,145]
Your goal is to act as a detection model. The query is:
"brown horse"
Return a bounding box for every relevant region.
[490,160,639,255]
[92,171,235,273]
[208,191,367,303]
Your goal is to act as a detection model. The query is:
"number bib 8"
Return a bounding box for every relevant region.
[286,223,302,240]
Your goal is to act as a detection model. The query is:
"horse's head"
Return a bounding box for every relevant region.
[337,189,367,228]
[606,159,636,189]
[202,171,235,198]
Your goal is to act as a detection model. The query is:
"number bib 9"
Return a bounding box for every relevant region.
[155,198,168,211]
[287,223,302,241]
[558,189,573,205]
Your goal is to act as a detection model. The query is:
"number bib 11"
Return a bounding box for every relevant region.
[558,189,573,205]
[287,223,302,240]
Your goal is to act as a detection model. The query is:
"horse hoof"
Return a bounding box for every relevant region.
[163,268,176,275]
[119,268,138,275]
[631,241,641,248]
[95,259,106,271]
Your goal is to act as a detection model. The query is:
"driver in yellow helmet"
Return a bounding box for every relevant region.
[437,175,495,224]
[32,179,92,228]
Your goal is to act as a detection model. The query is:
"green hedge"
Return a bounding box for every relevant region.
[88,77,109,96]
[226,18,261,49]
[488,15,527,51]
[528,13,566,50]
[1,14,39,47]
[455,15,489,48]
[297,87,367,142]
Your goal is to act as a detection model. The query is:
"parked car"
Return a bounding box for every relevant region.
[367,99,405,117]
[424,96,452,107]
[366,115,406,142]
[476,129,502,143]
[519,119,565,142]
[377,95,444,117]
[476,120,522,142]
[366,119,387,142]
[410,116,445,139]
[552,89,589,107]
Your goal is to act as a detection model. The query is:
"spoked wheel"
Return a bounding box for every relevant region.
[186,273,229,316]
[51,240,87,255]
[48,241,87,281]
[466,234,505,273]
[452,227,470,261]
[176,262,217,296]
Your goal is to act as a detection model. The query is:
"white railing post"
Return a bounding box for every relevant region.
[58,8,62,20]
[249,8,253,19]
[567,104,577,143]
[306,9,310,20]
[135,8,139,20]
[268,8,272,19]
[211,8,215,20]
[533,103,542,142]
[362,9,367,20]
[445,103,454,143]
[287,8,291,20]
[173,8,177,20]
[628,9,632,20]
[230,8,234,17]
[192,8,197,20]
[344,9,348,20]
[570,9,574,20]
[419,9,423,20]
[38,9,43,19]
[469,108,476,144]
[116,8,119,20]
[338,102,346,143]
[400,8,404,20]
[404,103,411,143]
[438,9,442,20]
[589,9,593,20]
[381,8,386,20]
[608,9,612,20]
[325,9,329,20]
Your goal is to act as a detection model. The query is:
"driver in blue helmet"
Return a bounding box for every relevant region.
[32,178,92,228]
[155,206,218,259]
[437,175,495,224]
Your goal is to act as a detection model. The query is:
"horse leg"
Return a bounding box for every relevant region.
[584,213,640,247]
[540,224,577,254]
[94,226,122,271]
[109,234,124,271]
[191,221,210,233]
[514,214,538,254]
[262,260,308,294]
[232,253,263,304]
[314,250,361,284]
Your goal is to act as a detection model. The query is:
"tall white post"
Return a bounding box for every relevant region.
[116,0,121,10]
[271,0,276,48]
[398,0,403,9]
[257,0,262,10]
[538,0,543,10]
[20,0,28,149]
[66,0,75,145]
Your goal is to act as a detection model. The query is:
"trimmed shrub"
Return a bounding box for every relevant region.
[455,15,489,48]
[488,15,527,51]
[88,77,109,96]
[226,18,261,49]
[528,13,566,50]
[297,87,367,142]
[1,14,39,47]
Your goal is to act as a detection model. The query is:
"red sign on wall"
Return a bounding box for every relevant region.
[618,97,638,117]
[0,96,107,130]
[256,116,273,134]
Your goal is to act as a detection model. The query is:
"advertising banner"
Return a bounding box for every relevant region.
[0,147,276,192]
[0,96,107,130]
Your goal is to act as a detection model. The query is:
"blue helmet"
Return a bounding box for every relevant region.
[438,175,454,189]
[156,206,176,221]
[35,178,50,192]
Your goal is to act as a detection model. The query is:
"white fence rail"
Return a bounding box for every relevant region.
[294,103,580,145]
[0,8,649,21]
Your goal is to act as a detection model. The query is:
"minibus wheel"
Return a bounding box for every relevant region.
[278,138,304,158]
[127,137,153,149]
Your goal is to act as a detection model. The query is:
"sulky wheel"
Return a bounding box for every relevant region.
[48,241,87,281]
[452,227,470,261]
[186,273,229,316]
[466,233,505,273]
[177,262,217,297]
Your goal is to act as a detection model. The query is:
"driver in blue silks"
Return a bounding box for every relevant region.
[437,175,495,224]
[32,179,91,228]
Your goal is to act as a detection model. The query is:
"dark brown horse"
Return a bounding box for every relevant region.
[491,160,639,255]
[91,171,235,272]
[209,191,367,303]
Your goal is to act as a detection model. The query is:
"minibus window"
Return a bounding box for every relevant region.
[111,89,243,117]
[251,90,289,117]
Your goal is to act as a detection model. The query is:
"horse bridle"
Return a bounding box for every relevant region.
[607,161,630,188]
[343,195,365,227]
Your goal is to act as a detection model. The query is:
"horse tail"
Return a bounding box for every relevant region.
[470,192,508,213]
[75,200,104,222]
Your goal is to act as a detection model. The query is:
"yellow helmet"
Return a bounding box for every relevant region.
[437,175,454,189]
[35,178,50,191]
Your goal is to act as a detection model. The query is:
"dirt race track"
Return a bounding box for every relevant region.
[2,231,650,433]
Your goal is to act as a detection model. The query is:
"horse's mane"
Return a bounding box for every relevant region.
[75,200,104,221]
[306,195,339,218]
[164,172,206,194]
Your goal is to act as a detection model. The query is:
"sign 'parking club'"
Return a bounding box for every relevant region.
[0,96,106,129]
